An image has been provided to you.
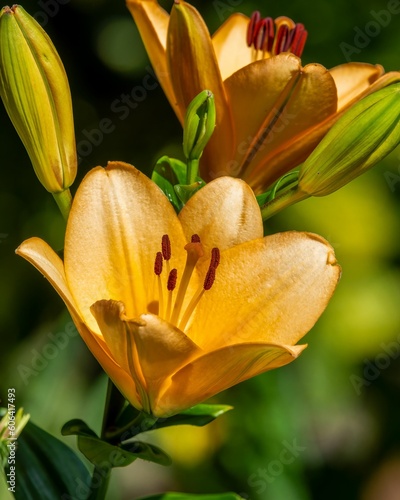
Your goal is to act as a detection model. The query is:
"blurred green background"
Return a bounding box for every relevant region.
[2,0,400,499]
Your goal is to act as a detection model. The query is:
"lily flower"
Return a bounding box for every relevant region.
[17,162,340,417]
[126,0,400,193]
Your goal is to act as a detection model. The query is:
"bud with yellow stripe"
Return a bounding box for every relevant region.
[0,5,77,217]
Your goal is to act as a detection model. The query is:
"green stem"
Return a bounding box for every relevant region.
[260,187,310,221]
[52,188,72,220]
[187,158,199,185]
[87,380,125,500]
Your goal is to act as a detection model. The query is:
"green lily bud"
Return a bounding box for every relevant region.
[183,89,216,162]
[298,83,400,196]
[0,5,77,195]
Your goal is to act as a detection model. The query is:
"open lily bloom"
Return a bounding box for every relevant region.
[126,0,400,193]
[17,162,340,417]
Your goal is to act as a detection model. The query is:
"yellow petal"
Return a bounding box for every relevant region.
[166,1,235,179]
[188,231,340,350]
[126,0,177,112]
[179,177,263,255]
[92,300,202,416]
[155,343,306,416]
[212,13,253,81]
[64,161,187,332]
[329,62,384,110]
[224,55,337,190]
[16,238,141,408]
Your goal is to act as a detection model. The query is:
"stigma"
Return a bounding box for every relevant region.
[153,234,220,331]
[247,11,307,60]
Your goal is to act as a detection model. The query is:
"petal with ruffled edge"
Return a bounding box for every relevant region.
[125,0,177,113]
[179,177,263,256]
[212,13,253,81]
[155,342,306,416]
[16,238,142,409]
[64,161,187,332]
[187,231,340,350]
[91,300,202,415]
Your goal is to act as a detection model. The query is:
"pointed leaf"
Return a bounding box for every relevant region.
[152,156,188,212]
[7,420,90,500]
[151,403,233,429]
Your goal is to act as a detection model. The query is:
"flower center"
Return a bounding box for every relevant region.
[153,234,220,331]
[246,11,307,61]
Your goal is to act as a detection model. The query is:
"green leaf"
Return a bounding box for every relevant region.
[152,403,233,430]
[62,418,171,467]
[139,493,245,499]
[7,419,90,500]
[151,156,187,212]
[77,435,171,468]
[174,179,205,205]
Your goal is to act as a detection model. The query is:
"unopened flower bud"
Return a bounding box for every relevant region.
[298,83,400,196]
[0,5,77,193]
[183,89,216,161]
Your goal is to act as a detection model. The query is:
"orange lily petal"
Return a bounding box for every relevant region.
[64,161,187,332]
[224,55,337,189]
[167,1,235,179]
[188,231,340,350]
[179,177,263,255]
[155,343,306,416]
[16,238,141,409]
[212,13,253,81]
[329,62,384,110]
[125,0,177,111]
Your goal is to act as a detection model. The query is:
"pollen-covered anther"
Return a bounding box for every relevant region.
[154,251,163,276]
[162,234,171,260]
[247,11,307,59]
[167,269,178,291]
[210,247,220,269]
[203,266,216,291]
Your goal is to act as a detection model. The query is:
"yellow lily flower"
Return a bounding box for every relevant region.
[126,0,400,193]
[17,162,340,417]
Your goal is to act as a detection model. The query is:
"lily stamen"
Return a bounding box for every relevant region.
[178,255,219,331]
[166,268,178,321]
[247,11,308,60]
[154,251,164,317]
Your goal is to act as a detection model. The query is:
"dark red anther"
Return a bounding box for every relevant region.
[167,268,178,291]
[203,266,216,291]
[253,18,268,51]
[154,252,163,276]
[247,11,261,46]
[275,24,289,55]
[290,24,308,57]
[191,234,201,243]
[265,17,275,53]
[162,234,171,260]
[210,248,220,269]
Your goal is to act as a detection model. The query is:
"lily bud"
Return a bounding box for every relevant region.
[298,83,400,196]
[0,5,77,194]
[183,89,216,161]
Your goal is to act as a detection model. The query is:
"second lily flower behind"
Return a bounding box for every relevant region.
[17,163,340,417]
[126,0,400,193]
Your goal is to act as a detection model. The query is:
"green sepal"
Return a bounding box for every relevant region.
[62,419,171,467]
[151,156,187,212]
[139,492,245,499]
[153,403,233,430]
[174,179,205,205]
[6,419,90,500]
